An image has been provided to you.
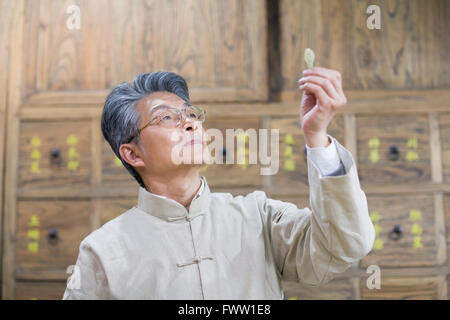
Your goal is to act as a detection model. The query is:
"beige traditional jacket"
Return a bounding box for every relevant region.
[63,136,375,299]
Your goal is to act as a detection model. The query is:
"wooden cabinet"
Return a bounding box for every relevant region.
[15,201,91,275]
[202,117,262,188]
[282,278,355,300]
[361,195,437,268]
[277,0,450,101]
[18,120,92,193]
[2,0,450,300]
[15,281,66,300]
[270,115,345,192]
[21,0,268,103]
[360,277,442,300]
[356,115,431,184]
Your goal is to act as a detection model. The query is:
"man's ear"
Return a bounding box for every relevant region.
[119,143,146,168]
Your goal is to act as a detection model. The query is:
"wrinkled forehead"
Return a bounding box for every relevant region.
[137,92,188,115]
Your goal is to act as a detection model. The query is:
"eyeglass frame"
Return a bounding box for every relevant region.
[127,104,206,143]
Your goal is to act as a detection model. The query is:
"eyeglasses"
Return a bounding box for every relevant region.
[127,104,206,142]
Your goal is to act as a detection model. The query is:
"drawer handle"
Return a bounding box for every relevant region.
[47,228,59,244]
[388,225,403,241]
[222,147,227,163]
[388,145,400,161]
[50,148,62,166]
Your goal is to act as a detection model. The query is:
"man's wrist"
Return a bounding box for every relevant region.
[304,132,330,148]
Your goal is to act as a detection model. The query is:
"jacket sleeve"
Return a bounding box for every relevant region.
[258,135,375,286]
[62,239,110,299]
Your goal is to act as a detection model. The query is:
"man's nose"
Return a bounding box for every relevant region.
[181,115,197,132]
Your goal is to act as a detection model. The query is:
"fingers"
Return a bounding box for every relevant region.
[298,75,339,100]
[298,66,347,108]
[299,82,332,109]
[302,66,344,96]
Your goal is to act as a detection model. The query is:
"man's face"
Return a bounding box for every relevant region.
[130,91,208,175]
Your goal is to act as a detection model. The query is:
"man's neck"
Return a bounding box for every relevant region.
[143,169,202,209]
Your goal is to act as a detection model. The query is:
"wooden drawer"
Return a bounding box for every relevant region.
[440,114,450,182]
[202,117,261,188]
[15,200,91,275]
[18,120,92,192]
[443,194,450,265]
[100,198,137,226]
[361,276,440,300]
[15,281,67,300]
[270,115,345,193]
[282,278,354,300]
[356,115,431,184]
[361,195,436,268]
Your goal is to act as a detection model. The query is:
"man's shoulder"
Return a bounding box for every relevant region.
[80,207,140,249]
[209,190,269,213]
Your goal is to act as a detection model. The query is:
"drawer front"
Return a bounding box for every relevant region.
[443,194,450,266]
[356,115,431,183]
[15,200,91,274]
[282,278,354,300]
[270,116,345,192]
[100,198,137,226]
[15,281,67,300]
[361,277,440,300]
[440,114,450,182]
[361,195,436,268]
[202,117,261,188]
[18,120,92,191]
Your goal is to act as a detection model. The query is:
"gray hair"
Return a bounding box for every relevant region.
[101,71,190,189]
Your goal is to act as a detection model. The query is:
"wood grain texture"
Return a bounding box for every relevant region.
[0,0,14,299]
[15,200,91,273]
[18,120,92,193]
[282,278,354,300]
[439,114,450,182]
[22,0,268,102]
[361,276,440,300]
[2,0,25,300]
[270,115,345,192]
[361,194,437,268]
[356,114,431,184]
[279,0,450,101]
[15,281,66,300]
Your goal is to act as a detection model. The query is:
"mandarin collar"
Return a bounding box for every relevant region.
[137,176,211,221]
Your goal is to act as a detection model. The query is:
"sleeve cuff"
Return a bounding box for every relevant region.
[306,134,343,176]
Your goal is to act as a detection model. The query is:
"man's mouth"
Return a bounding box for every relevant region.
[184,140,203,146]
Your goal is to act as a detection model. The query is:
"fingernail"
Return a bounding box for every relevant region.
[303,70,310,74]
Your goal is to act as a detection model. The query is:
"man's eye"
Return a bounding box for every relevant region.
[189,113,198,119]
[161,115,172,121]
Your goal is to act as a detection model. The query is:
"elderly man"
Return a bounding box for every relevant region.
[63,68,375,300]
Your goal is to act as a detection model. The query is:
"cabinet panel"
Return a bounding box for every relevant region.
[361,195,436,268]
[361,277,440,300]
[270,115,345,192]
[100,198,137,226]
[23,0,268,102]
[282,278,354,300]
[278,0,450,100]
[15,281,66,300]
[202,117,261,188]
[15,200,91,274]
[18,120,92,192]
[356,115,431,184]
[439,114,450,182]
